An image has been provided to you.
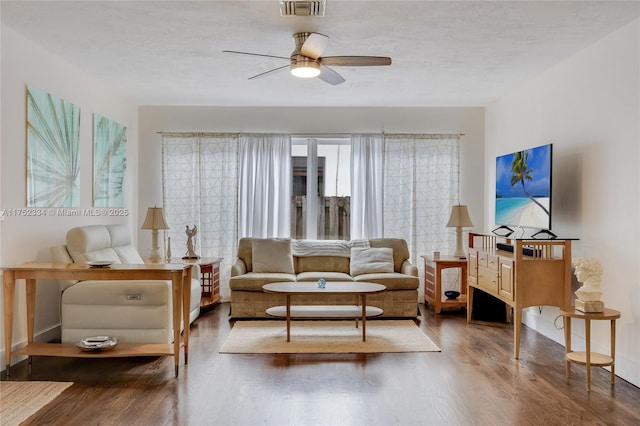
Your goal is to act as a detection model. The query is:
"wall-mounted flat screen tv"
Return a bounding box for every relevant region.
[495,143,552,230]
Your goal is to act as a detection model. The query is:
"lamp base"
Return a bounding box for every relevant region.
[148,230,162,263]
[452,226,466,258]
[148,249,162,263]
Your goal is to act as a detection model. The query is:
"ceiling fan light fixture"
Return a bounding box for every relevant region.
[291,60,321,78]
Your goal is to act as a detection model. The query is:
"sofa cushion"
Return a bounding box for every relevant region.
[67,225,117,264]
[82,248,122,264]
[229,272,296,291]
[369,238,411,272]
[350,247,394,276]
[354,272,419,290]
[292,239,351,257]
[295,256,350,274]
[296,272,354,282]
[252,238,295,273]
[107,224,133,246]
[113,245,145,263]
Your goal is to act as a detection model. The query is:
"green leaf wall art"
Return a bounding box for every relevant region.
[26,86,80,207]
[93,114,127,207]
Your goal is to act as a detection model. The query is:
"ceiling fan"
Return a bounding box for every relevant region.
[223,32,392,85]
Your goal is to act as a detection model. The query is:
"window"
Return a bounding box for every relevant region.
[291,138,351,239]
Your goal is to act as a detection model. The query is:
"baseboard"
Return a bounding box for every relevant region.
[0,324,61,374]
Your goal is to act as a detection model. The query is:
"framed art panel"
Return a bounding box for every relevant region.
[93,113,127,207]
[26,86,80,207]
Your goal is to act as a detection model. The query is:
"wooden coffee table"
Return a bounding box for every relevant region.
[262,281,386,342]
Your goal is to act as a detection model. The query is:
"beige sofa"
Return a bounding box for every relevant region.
[51,224,201,344]
[230,238,419,318]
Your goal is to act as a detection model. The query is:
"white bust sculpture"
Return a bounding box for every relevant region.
[572,257,603,302]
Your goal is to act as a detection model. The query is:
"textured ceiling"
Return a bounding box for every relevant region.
[2,1,639,107]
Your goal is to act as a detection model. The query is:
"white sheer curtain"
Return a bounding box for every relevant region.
[162,133,238,301]
[383,134,460,297]
[350,133,384,239]
[238,133,292,237]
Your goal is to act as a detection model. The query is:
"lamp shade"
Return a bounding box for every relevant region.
[446,205,474,228]
[141,207,169,230]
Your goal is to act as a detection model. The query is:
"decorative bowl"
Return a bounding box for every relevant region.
[87,261,114,268]
[76,336,118,352]
[444,290,461,300]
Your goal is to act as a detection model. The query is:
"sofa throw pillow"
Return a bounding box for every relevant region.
[252,238,295,274]
[350,247,395,276]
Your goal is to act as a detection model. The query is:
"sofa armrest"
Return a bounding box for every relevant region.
[401,260,418,277]
[190,263,201,278]
[231,259,247,277]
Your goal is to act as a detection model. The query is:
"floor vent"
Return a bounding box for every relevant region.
[280,0,326,17]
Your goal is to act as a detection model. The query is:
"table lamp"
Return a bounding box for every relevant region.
[446,204,473,257]
[141,206,169,263]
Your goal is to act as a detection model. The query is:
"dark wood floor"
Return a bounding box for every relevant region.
[4,303,639,426]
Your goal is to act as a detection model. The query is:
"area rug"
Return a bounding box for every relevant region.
[0,381,73,426]
[220,320,440,354]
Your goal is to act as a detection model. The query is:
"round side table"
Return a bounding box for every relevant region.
[560,307,621,391]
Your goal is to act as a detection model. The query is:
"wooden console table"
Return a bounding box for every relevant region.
[2,262,193,377]
[467,233,575,359]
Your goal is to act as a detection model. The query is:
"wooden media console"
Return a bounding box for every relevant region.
[466,233,575,359]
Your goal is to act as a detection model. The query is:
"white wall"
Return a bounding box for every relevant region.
[0,28,139,369]
[138,106,485,253]
[486,19,640,387]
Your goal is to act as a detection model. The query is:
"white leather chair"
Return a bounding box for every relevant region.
[51,224,201,344]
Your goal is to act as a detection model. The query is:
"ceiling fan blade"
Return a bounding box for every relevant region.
[300,32,329,59]
[320,56,392,66]
[248,64,290,80]
[318,65,345,85]
[223,50,290,61]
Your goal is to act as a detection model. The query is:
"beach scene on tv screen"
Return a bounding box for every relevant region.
[495,144,551,229]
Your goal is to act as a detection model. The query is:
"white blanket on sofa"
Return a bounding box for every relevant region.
[291,239,370,257]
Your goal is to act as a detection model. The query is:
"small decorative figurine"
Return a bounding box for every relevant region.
[318,278,326,289]
[183,225,200,259]
[572,257,604,312]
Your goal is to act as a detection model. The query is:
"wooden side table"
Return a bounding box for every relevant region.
[198,258,222,308]
[560,307,621,391]
[175,257,223,308]
[421,255,467,314]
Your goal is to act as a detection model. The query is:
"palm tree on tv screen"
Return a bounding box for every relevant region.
[510,151,550,216]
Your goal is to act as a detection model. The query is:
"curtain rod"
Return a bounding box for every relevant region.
[383,132,465,138]
[292,133,352,138]
[157,131,239,137]
[157,131,465,138]
[294,133,465,138]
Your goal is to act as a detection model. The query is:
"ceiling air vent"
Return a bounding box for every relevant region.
[279,1,326,17]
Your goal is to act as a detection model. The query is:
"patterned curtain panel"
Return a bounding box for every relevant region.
[383,134,460,296]
[162,133,238,300]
